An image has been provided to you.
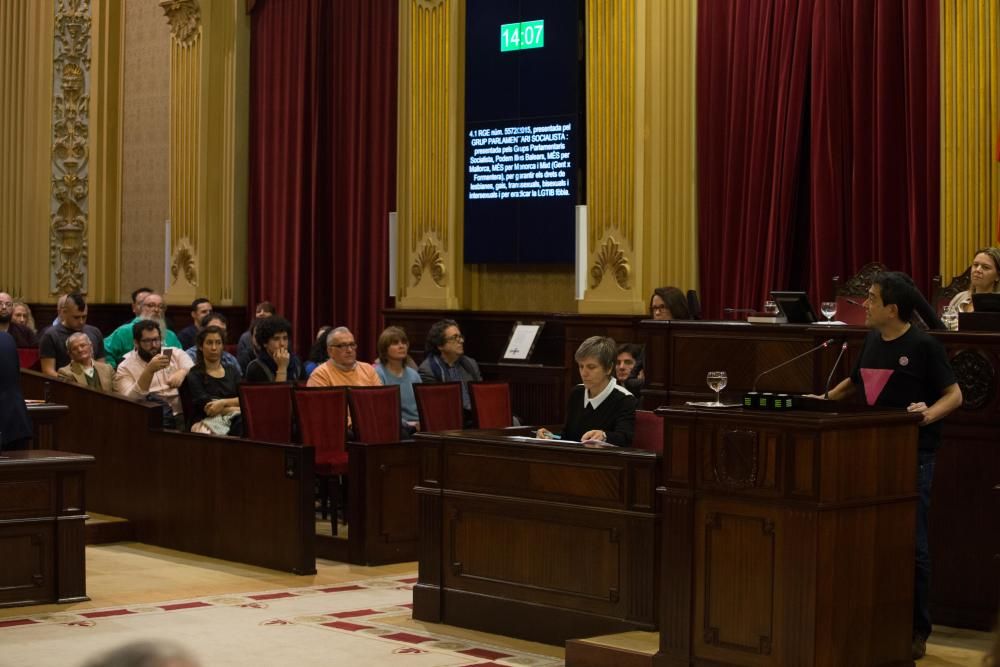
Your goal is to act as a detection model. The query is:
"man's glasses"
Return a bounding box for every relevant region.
[142,303,164,312]
[330,342,358,350]
[445,334,465,343]
[139,337,162,347]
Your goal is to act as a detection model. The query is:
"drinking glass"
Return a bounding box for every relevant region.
[820,301,837,322]
[763,301,779,316]
[706,371,727,406]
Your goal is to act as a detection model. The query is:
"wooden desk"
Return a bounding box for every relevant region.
[655,405,921,667]
[413,429,660,645]
[27,402,69,450]
[0,449,94,607]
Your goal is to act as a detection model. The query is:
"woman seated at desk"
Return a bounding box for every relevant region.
[536,336,638,446]
[948,247,1000,314]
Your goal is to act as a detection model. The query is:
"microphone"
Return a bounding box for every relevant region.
[844,298,864,307]
[752,338,835,392]
[824,341,849,399]
[723,307,756,314]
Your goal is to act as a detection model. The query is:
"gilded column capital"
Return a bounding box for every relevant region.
[414,0,445,10]
[160,0,201,47]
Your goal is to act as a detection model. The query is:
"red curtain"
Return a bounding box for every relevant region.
[697,0,940,317]
[697,0,815,318]
[248,0,398,359]
[810,0,939,300]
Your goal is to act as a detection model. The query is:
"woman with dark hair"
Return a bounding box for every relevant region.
[304,325,334,376]
[417,319,482,424]
[184,325,242,436]
[374,326,422,432]
[245,316,306,383]
[536,336,637,446]
[649,286,690,321]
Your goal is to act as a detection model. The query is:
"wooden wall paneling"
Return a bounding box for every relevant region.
[19,371,315,574]
[413,437,444,622]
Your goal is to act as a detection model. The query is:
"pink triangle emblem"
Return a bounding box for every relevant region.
[860,368,894,405]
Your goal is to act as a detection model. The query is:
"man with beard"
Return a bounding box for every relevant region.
[0,292,37,348]
[113,319,192,429]
[38,292,107,377]
[104,292,182,367]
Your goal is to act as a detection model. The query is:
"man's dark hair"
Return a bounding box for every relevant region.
[199,311,227,329]
[425,319,459,356]
[309,325,335,364]
[65,292,87,311]
[255,301,276,315]
[616,342,643,361]
[254,315,293,348]
[132,319,162,342]
[131,287,154,304]
[191,297,211,311]
[872,271,917,322]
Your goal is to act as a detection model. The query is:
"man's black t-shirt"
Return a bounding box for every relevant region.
[850,326,956,451]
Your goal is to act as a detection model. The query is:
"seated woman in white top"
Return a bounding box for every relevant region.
[948,247,1000,314]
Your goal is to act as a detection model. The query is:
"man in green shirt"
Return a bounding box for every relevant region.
[104,292,182,367]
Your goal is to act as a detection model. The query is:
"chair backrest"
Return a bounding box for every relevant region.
[686,290,701,320]
[469,382,512,429]
[292,387,348,467]
[347,385,402,444]
[17,348,40,370]
[933,267,971,314]
[834,296,867,325]
[414,382,464,432]
[239,382,295,442]
[632,410,663,454]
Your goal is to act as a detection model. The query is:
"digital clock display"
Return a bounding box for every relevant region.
[500,20,544,52]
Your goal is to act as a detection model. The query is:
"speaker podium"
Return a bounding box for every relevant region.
[653,404,921,667]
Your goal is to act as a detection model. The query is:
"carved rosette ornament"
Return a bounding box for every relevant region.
[50,0,92,295]
[835,261,887,298]
[950,349,995,410]
[410,238,447,288]
[589,236,631,290]
[160,0,202,47]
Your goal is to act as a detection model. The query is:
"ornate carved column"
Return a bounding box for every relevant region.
[50,0,92,296]
[160,0,248,306]
[396,0,463,309]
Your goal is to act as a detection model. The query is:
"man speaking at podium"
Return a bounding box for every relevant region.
[820,271,962,660]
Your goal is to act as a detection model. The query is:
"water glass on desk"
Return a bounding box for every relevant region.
[706,371,727,406]
[763,301,779,316]
[941,306,959,331]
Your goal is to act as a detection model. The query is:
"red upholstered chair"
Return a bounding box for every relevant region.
[292,387,349,534]
[834,296,868,326]
[632,410,663,454]
[414,382,464,432]
[239,382,295,443]
[347,385,404,444]
[17,348,40,370]
[469,382,512,429]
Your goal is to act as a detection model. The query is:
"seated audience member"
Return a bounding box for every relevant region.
[615,342,645,395]
[245,316,306,383]
[11,300,35,333]
[129,286,154,317]
[113,320,193,430]
[0,291,37,348]
[184,326,242,436]
[57,332,115,391]
[537,336,638,446]
[374,326,422,433]
[0,331,33,451]
[417,319,482,423]
[649,286,691,321]
[105,292,182,367]
[38,292,106,377]
[307,326,381,387]
[947,246,1000,314]
[177,297,213,350]
[184,312,241,377]
[304,325,334,376]
[237,301,275,371]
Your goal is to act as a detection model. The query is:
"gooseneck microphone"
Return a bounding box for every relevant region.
[824,341,849,399]
[723,307,756,314]
[752,338,836,392]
